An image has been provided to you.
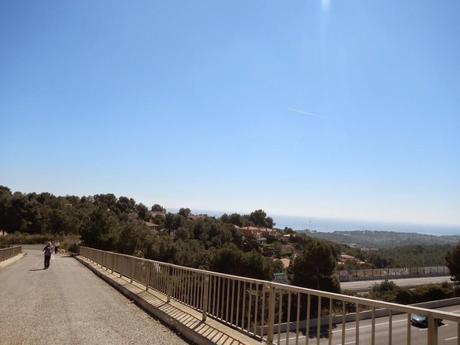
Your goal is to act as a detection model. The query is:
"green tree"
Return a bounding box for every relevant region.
[116,196,136,215]
[0,186,12,232]
[220,213,229,223]
[249,209,274,228]
[117,222,148,255]
[289,240,340,292]
[80,207,121,250]
[228,213,243,227]
[165,213,184,233]
[367,252,392,268]
[178,208,191,218]
[369,280,400,302]
[94,194,117,211]
[136,203,149,220]
[210,246,273,280]
[446,243,460,285]
[151,204,166,212]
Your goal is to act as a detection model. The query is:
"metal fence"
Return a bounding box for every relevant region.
[338,266,450,282]
[0,246,21,262]
[80,246,460,345]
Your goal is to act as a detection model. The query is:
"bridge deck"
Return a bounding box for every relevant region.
[76,255,260,345]
[0,248,187,345]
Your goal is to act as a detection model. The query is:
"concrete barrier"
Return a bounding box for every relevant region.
[338,266,450,282]
[0,246,22,262]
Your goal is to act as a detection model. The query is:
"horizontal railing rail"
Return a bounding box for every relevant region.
[0,246,22,262]
[80,246,460,345]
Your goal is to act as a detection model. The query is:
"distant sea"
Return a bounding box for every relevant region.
[272,215,460,236]
[188,209,460,236]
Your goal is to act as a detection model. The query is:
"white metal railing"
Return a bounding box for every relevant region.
[80,246,460,345]
[0,246,21,262]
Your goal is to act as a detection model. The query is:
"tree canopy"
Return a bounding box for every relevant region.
[219,209,274,228]
[289,239,340,293]
[446,243,460,285]
[0,185,340,287]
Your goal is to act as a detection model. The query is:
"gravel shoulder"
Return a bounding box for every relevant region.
[0,249,188,345]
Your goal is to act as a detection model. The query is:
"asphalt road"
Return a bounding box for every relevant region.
[341,276,452,292]
[278,304,460,345]
[0,249,188,345]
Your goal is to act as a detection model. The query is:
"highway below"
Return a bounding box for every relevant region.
[278,304,460,345]
[341,276,452,292]
[0,248,188,345]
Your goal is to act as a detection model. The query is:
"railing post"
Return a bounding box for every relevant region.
[167,266,172,302]
[267,285,276,345]
[427,316,438,345]
[130,259,134,283]
[145,262,151,291]
[202,275,210,322]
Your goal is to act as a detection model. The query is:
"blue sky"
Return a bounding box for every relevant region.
[1,0,459,229]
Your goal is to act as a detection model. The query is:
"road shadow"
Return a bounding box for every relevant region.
[29,268,45,272]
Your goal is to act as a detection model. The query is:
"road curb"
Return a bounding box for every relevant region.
[0,252,25,270]
[75,256,218,345]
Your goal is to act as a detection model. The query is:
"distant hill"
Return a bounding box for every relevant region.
[301,230,460,248]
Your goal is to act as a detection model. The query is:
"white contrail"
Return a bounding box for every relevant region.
[287,107,323,119]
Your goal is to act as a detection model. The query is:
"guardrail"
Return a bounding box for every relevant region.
[0,246,22,262]
[338,266,450,282]
[80,246,460,345]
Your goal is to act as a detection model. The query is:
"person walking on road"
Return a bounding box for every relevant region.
[43,242,52,269]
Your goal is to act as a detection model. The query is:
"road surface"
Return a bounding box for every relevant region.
[278,304,460,345]
[0,248,188,345]
[342,276,452,292]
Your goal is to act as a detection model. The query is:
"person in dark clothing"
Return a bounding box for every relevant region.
[43,242,52,269]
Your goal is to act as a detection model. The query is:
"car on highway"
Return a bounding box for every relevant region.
[410,314,443,328]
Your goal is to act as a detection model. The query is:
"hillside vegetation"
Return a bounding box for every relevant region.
[304,230,460,248]
[0,185,339,293]
[2,185,459,293]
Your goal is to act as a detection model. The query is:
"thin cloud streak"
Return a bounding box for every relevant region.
[321,0,331,12]
[287,107,324,119]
